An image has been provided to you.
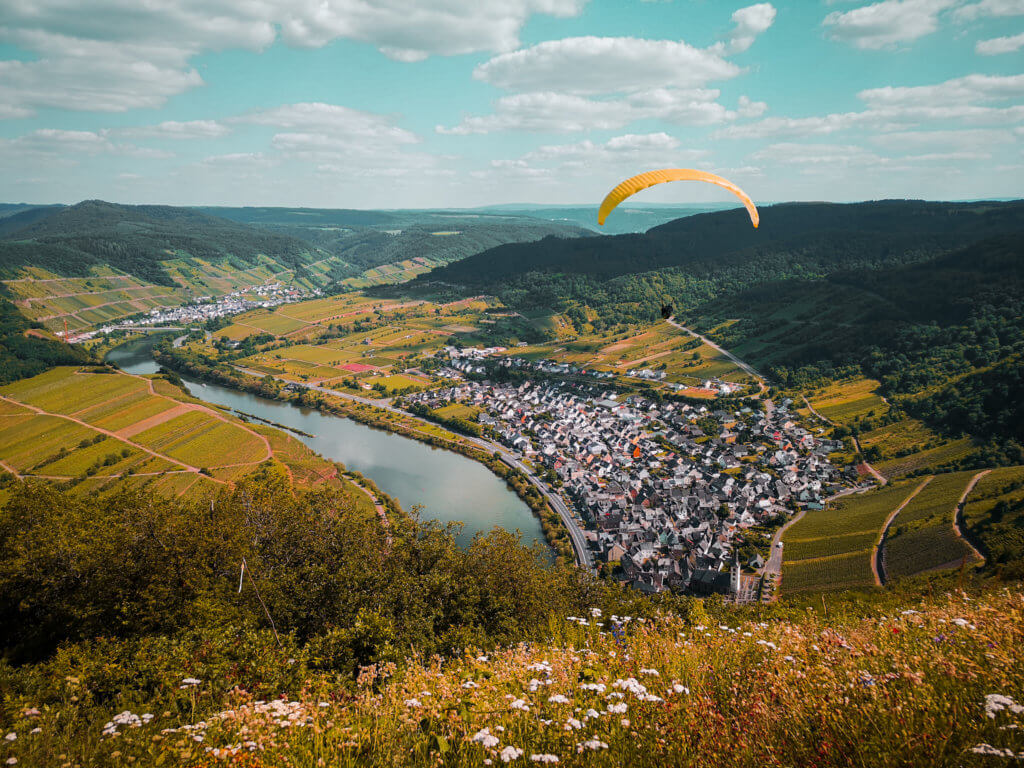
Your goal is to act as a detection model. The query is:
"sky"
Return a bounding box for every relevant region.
[0,0,1021,208]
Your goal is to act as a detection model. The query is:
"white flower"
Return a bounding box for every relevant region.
[953,618,976,629]
[971,743,1016,757]
[180,678,202,687]
[318,702,330,708]
[462,681,480,689]
[472,728,500,748]
[3,733,14,742]
[671,684,690,695]
[620,718,630,727]
[579,738,608,751]
[584,708,600,720]
[984,694,1024,719]
[500,745,524,762]
[29,728,41,735]
[548,694,570,704]
[509,698,530,712]
[404,699,422,708]
[639,668,659,676]
[608,702,628,714]
[7,758,17,765]
[579,683,606,693]
[530,755,559,763]
[564,717,583,730]
[590,608,602,618]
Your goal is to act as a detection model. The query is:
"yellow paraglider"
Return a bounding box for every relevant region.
[597,169,759,228]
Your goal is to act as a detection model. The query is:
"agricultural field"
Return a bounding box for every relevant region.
[799,378,887,425]
[962,465,1024,570]
[884,468,978,581]
[858,417,973,479]
[0,366,361,502]
[781,481,921,593]
[883,470,979,580]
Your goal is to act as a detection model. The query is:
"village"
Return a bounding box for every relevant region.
[406,354,858,598]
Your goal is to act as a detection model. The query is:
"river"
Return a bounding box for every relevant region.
[105,335,548,551]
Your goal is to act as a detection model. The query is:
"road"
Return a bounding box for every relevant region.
[665,316,765,383]
[953,469,990,565]
[233,366,596,572]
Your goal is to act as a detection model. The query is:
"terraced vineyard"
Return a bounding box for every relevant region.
[0,366,361,503]
[781,481,921,593]
[882,470,979,580]
[962,465,1024,572]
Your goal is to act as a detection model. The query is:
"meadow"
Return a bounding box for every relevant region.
[6,588,1022,768]
[800,377,887,424]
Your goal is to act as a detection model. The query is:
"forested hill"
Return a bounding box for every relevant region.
[0,200,326,286]
[419,200,1024,290]
[406,200,1024,455]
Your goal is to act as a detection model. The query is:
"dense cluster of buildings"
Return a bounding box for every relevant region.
[408,377,853,595]
[96,283,313,336]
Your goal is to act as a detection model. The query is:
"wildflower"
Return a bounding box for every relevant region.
[671,684,689,695]
[639,668,659,676]
[984,694,1024,719]
[180,678,201,687]
[509,698,530,712]
[404,699,422,708]
[579,739,609,751]
[500,745,524,762]
[952,618,976,629]
[531,754,559,763]
[318,702,330,708]
[608,702,628,714]
[472,728,500,748]
[590,608,602,618]
[477,655,489,662]
[584,708,600,720]
[29,729,41,735]
[6,758,16,765]
[579,683,606,693]
[564,718,583,730]
[22,709,39,718]
[621,718,630,727]
[548,695,570,704]
[970,743,1016,757]
[3,733,14,742]
[462,681,480,689]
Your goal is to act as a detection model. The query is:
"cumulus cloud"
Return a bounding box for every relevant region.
[0,0,585,116]
[0,128,175,160]
[118,120,231,140]
[725,3,777,53]
[438,89,764,134]
[471,36,740,94]
[976,31,1024,54]
[823,0,956,49]
[954,0,1024,21]
[716,73,1024,138]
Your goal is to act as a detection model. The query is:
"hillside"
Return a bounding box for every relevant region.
[0,200,329,286]
[407,201,1024,462]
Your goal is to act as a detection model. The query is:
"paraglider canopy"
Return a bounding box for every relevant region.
[597,169,759,228]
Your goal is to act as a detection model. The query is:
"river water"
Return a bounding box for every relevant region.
[105,335,547,551]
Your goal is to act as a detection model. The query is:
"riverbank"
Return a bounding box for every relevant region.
[154,347,575,564]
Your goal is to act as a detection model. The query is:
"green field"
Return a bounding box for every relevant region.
[962,465,1024,571]
[802,378,888,424]
[782,481,920,593]
[883,471,978,579]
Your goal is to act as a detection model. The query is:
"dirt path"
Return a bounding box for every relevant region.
[873,476,933,586]
[0,393,224,482]
[953,469,990,565]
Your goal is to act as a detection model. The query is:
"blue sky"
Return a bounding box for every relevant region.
[0,0,1021,208]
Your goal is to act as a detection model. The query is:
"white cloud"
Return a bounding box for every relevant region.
[0,0,586,116]
[869,128,1017,147]
[976,31,1024,54]
[119,120,231,140]
[438,89,762,134]
[955,0,1024,21]
[472,36,740,94]
[725,3,777,53]
[716,73,1024,138]
[0,127,175,160]
[237,102,420,147]
[823,0,956,49]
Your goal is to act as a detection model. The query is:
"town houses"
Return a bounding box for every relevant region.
[407,376,853,596]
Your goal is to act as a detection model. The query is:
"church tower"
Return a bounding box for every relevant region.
[730,553,742,595]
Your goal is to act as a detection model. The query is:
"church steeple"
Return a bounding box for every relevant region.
[730,552,741,595]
